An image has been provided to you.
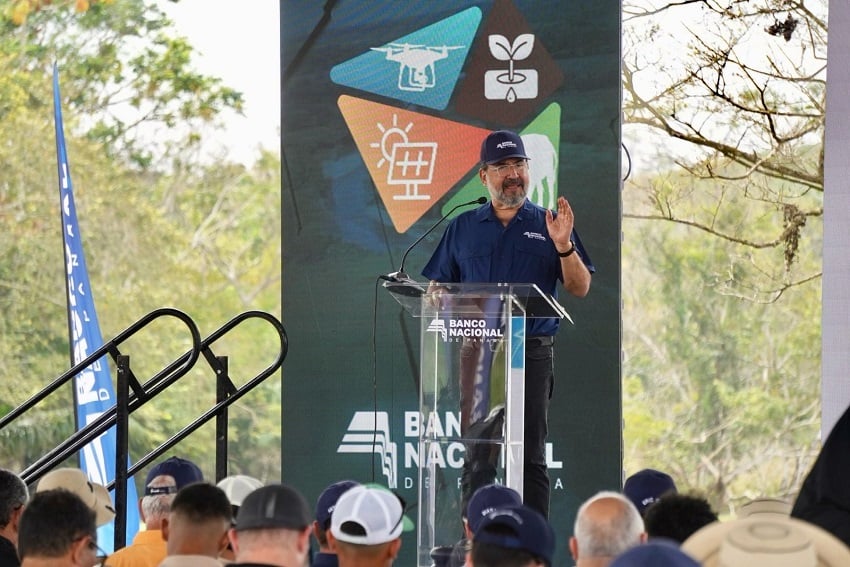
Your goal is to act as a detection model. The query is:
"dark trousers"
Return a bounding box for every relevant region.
[459,338,554,519]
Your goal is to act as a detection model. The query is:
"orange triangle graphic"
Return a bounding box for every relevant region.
[338,95,491,233]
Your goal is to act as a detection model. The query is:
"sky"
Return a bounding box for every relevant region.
[158,0,281,166]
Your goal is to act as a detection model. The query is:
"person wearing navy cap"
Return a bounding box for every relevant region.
[471,503,555,567]
[105,456,204,567]
[312,480,360,567]
[423,129,595,519]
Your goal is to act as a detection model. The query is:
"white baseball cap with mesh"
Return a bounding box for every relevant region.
[330,485,404,545]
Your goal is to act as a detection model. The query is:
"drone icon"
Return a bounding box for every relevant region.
[371,42,464,92]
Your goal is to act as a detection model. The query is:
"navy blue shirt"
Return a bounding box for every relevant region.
[422,200,594,336]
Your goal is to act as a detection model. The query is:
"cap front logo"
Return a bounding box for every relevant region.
[496,141,518,149]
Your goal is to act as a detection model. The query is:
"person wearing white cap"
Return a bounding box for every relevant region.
[216,475,263,561]
[327,485,405,567]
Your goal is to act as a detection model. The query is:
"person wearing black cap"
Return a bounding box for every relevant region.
[227,483,312,567]
[422,129,595,518]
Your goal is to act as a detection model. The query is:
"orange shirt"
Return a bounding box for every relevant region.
[105,529,167,567]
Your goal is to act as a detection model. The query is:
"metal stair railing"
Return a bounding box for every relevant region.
[0,308,287,550]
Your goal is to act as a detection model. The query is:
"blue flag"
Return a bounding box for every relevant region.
[52,64,141,552]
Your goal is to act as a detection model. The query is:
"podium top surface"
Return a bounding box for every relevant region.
[382,279,571,321]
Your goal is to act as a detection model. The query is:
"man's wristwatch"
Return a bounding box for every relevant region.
[557,242,576,258]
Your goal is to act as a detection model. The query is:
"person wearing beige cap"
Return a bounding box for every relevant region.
[682,515,850,567]
[36,468,115,527]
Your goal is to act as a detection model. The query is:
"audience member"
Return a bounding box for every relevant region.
[228,483,312,567]
[313,480,360,567]
[442,484,523,567]
[622,469,677,517]
[569,491,646,567]
[217,475,264,562]
[328,485,404,567]
[18,488,100,567]
[791,401,850,547]
[609,540,700,567]
[106,455,204,567]
[643,492,718,543]
[159,482,231,567]
[470,504,555,567]
[682,514,850,566]
[0,469,28,567]
[36,468,115,527]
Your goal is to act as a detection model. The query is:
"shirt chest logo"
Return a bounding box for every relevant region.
[523,231,546,241]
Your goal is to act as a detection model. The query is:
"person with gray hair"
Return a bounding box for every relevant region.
[0,469,29,567]
[569,491,646,567]
[106,456,204,567]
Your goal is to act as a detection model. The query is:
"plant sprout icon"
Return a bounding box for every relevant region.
[485,33,538,103]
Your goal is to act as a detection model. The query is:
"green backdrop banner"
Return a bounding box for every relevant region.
[281,1,622,564]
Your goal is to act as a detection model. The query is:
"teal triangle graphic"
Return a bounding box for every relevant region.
[443,103,562,215]
[330,8,481,110]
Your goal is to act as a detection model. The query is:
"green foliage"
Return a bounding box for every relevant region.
[0,0,280,482]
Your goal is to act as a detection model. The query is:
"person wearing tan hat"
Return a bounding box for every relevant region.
[18,488,102,567]
[0,469,29,567]
[569,491,646,567]
[682,514,850,567]
[36,468,115,527]
[216,474,263,562]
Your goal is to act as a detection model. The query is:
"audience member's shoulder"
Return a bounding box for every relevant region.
[611,540,700,567]
[682,515,850,567]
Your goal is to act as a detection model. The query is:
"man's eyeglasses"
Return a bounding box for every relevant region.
[488,159,528,176]
[78,535,107,567]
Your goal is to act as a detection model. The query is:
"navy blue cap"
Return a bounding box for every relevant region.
[144,456,203,495]
[315,480,360,529]
[474,504,555,566]
[623,468,677,515]
[466,484,522,533]
[611,540,700,567]
[480,130,528,164]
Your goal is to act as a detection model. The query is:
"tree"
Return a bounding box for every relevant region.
[0,0,281,480]
[622,0,826,300]
[621,0,827,513]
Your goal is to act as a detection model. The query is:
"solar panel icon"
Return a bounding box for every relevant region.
[387,142,437,200]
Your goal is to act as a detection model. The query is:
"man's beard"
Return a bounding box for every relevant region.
[494,180,526,208]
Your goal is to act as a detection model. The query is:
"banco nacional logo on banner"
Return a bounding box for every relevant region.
[337,409,565,492]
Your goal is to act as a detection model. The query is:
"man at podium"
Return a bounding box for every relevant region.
[422,129,595,519]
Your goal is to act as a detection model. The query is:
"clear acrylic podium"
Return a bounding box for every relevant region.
[383,280,570,567]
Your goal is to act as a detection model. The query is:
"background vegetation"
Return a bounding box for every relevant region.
[0,0,282,484]
[0,0,831,518]
[622,0,826,514]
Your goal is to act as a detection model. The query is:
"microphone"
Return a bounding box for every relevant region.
[382,196,487,283]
